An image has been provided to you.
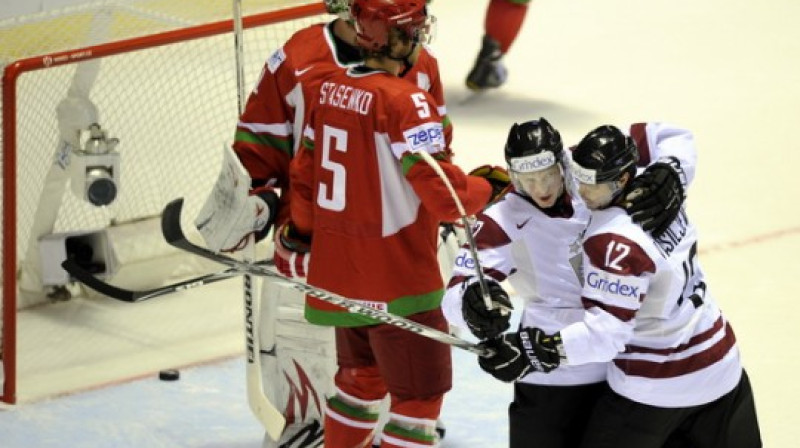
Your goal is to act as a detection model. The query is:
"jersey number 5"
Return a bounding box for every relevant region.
[317,124,347,212]
[411,92,431,118]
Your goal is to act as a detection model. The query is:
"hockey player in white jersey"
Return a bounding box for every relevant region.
[442,118,694,447]
[476,124,762,447]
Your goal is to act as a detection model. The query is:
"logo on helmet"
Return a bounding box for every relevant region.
[569,158,599,184]
[510,152,556,173]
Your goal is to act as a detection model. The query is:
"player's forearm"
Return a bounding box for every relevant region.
[559,310,632,365]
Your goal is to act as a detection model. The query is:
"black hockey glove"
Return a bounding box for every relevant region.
[462,280,513,340]
[477,327,564,382]
[622,159,685,238]
[476,335,531,382]
[517,327,564,373]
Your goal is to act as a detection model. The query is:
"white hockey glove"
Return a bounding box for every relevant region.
[195,145,279,253]
[274,221,311,278]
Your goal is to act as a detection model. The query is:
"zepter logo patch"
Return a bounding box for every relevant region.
[403,122,445,152]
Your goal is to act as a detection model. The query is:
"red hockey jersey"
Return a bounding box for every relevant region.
[233,20,450,226]
[290,67,490,327]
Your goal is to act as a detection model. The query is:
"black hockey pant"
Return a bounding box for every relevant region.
[578,369,762,448]
[509,381,607,448]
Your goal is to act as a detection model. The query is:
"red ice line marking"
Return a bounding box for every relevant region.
[699,226,800,255]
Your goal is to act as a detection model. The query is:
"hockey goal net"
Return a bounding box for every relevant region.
[1,0,328,404]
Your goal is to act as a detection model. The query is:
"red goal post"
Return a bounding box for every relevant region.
[1,1,328,404]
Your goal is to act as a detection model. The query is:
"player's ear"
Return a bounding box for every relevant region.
[619,171,631,189]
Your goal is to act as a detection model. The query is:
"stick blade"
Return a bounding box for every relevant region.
[161,197,187,245]
[161,196,287,437]
[61,258,137,302]
[247,365,287,440]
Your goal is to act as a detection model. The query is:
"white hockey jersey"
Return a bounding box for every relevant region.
[560,207,742,408]
[443,190,603,386]
[443,122,699,387]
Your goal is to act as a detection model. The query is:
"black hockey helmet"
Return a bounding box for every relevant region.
[570,125,639,184]
[504,118,563,173]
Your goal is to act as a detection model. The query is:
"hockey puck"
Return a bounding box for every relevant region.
[158,369,180,381]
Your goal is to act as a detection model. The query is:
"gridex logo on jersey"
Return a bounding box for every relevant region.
[455,252,476,269]
[403,123,444,151]
[510,152,556,173]
[585,269,644,301]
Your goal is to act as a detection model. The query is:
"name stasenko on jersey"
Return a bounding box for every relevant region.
[319,81,374,115]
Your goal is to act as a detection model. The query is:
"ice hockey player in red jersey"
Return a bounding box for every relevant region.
[477,124,762,447]
[287,0,496,446]
[194,1,461,446]
[199,0,452,266]
[466,0,530,91]
[234,0,451,265]
[443,118,695,447]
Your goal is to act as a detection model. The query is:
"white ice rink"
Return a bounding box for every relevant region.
[3,0,800,446]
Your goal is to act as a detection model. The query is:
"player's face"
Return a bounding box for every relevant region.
[388,28,417,62]
[577,181,616,210]
[514,165,564,208]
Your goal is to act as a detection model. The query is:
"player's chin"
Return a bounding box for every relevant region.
[585,198,611,211]
[533,195,555,208]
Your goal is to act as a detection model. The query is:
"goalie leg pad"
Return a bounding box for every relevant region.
[259,279,336,448]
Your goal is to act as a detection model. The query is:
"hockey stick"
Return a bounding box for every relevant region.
[61,258,273,302]
[413,150,510,313]
[162,198,489,356]
[61,258,245,302]
[230,0,286,440]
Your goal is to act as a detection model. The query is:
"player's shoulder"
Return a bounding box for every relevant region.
[487,192,534,217]
[587,208,647,242]
[584,208,658,274]
[482,194,533,234]
[286,22,328,45]
[360,69,429,100]
[406,45,440,77]
[263,22,330,76]
[419,43,438,59]
[282,23,332,63]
